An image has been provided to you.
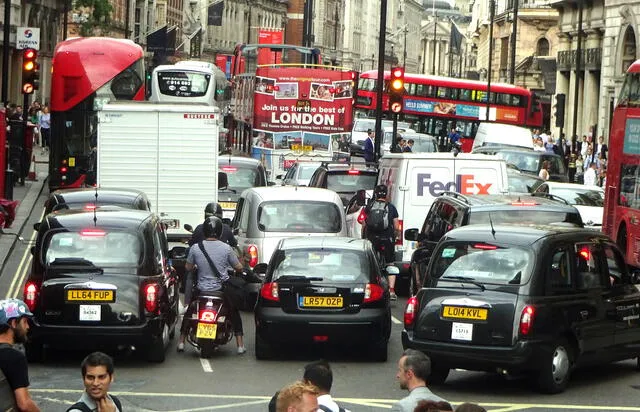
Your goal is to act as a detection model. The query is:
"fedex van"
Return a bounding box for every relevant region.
[377,152,509,278]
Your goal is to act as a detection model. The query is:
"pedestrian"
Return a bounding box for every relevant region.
[403,139,414,153]
[455,403,487,412]
[391,136,405,153]
[276,381,319,412]
[364,129,375,165]
[533,137,545,151]
[0,299,40,412]
[575,155,584,184]
[583,162,598,186]
[447,128,460,149]
[594,135,608,161]
[392,349,448,412]
[567,151,577,183]
[66,352,122,412]
[413,400,453,411]
[39,106,51,153]
[538,160,550,181]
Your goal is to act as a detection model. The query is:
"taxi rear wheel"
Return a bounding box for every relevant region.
[537,339,572,394]
[146,323,169,363]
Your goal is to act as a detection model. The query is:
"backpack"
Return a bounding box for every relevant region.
[366,200,389,232]
[66,395,122,412]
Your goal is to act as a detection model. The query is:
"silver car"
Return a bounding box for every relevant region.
[231,186,348,282]
[280,161,322,186]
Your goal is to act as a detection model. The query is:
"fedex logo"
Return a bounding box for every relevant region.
[417,173,492,197]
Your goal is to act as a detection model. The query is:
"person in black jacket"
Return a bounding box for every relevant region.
[189,202,237,248]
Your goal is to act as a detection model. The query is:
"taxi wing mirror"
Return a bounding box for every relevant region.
[30,246,35,256]
[404,228,420,241]
[33,222,40,231]
[170,246,188,260]
[253,263,268,275]
[184,224,194,233]
[218,171,229,190]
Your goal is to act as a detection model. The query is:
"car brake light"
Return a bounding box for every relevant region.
[260,282,279,301]
[396,220,403,245]
[248,245,258,267]
[198,308,217,323]
[347,169,360,175]
[23,282,38,312]
[473,243,497,250]
[313,335,329,342]
[84,204,97,211]
[80,229,106,237]
[579,247,590,260]
[60,167,68,173]
[357,208,367,224]
[404,296,418,329]
[363,283,384,303]
[519,305,535,336]
[511,201,538,206]
[144,284,159,313]
[221,166,237,172]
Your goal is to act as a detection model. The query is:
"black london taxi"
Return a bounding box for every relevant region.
[43,188,151,216]
[402,224,640,393]
[218,156,270,220]
[24,208,179,363]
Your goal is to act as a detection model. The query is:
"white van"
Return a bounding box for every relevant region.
[472,122,534,151]
[377,152,509,277]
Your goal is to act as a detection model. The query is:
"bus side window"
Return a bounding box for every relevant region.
[447,88,459,99]
[437,87,447,99]
[460,89,473,102]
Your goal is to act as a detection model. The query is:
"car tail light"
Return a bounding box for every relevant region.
[221,166,237,172]
[60,167,68,173]
[396,220,403,245]
[313,335,329,342]
[473,243,497,250]
[144,283,159,313]
[404,296,418,329]
[363,283,384,303]
[23,282,38,311]
[519,305,535,336]
[248,245,258,268]
[80,229,106,237]
[511,201,538,206]
[347,169,360,175]
[357,209,367,224]
[260,282,280,301]
[198,308,217,323]
[84,204,97,211]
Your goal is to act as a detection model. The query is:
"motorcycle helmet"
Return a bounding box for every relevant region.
[204,202,223,219]
[373,184,388,199]
[203,216,224,239]
[0,299,33,326]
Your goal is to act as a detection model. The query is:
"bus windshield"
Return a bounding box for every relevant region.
[157,71,211,97]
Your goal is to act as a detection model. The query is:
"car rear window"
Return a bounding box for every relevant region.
[44,231,141,267]
[432,242,533,285]
[271,248,370,282]
[258,201,342,232]
[468,209,583,227]
[52,202,134,213]
[326,173,377,192]
[219,165,259,190]
[299,165,319,180]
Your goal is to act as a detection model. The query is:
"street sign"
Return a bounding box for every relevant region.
[16,27,40,50]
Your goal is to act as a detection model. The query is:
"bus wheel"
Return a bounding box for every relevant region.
[617,225,628,256]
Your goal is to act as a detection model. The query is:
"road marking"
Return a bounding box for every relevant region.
[6,210,43,298]
[391,316,402,324]
[200,358,213,373]
[173,399,268,411]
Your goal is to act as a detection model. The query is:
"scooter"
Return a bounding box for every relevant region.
[184,290,235,358]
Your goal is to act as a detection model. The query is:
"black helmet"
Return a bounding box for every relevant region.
[204,202,223,219]
[203,216,224,239]
[373,184,388,199]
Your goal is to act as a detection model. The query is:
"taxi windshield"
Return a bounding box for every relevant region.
[270,248,370,283]
[432,242,533,285]
[326,173,377,192]
[219,166,259,191]
[44,231,142,267]
[257,201,342,232]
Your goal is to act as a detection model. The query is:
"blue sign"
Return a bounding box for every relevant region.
[624,118,640,155]
[456,104,480,118]
[405,99,434,113]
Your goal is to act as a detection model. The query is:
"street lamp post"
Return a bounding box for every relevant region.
[486,0,495,121]
[374,0,388,161]
[508,0,519,84]
[571,1,583,149]
[432,13,437,75]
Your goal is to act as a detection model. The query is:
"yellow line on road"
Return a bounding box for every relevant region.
[6,210,43,298]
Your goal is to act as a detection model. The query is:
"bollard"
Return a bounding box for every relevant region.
[4,168,12,200]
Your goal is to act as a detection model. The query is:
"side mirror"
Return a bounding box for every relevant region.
[30,246,35,256]
[221,218,232,226]
[218,171,229,190]
[276,174,283,180]
[267,181,276,186]
[33,222,40,231]
[404,228,420,241]
[233,228,239,235]
[253,263,268,275]
[170,246,188,260]
[184,224,194,233]
[412,247,433,265]
[356,189,366,205]
[385,265,400,275]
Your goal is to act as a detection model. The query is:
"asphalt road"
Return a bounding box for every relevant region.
[2,192,640,411]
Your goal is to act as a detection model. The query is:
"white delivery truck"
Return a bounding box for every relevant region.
[377,152,509,277]
[97,103,220,241]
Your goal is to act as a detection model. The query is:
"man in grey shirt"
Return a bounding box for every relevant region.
[392,349,448,412]
[66,352,121,412]
[177,217,246,354]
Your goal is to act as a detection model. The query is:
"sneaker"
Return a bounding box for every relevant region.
[390,291,398,301]
[237,346,247,355]
[177,342,185,352]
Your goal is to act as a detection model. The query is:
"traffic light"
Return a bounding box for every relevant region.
[21,48,39,95]
[554,93,566,128]
[389,67,405,114]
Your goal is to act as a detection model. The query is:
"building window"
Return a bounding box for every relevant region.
[536,38,549,56]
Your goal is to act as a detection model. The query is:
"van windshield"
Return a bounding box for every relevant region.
[258,201,342,232]
[44,231,141,267]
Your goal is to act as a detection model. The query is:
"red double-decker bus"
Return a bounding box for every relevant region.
[603,60,640,267]
[49,37,145,190]
[355,70,543,152]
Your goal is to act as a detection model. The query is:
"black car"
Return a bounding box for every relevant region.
[43,188,151,215]
[254,237,393,361]
[24,208,180,362]
[473,146,568,182]
[405,192,584,295]
[307,162,378,207]
[218,156,270,220]
[402,224,640,393]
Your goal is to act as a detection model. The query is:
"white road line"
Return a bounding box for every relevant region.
[6,210,44,298]
[391,316,402,324]
[200,358,213,373]
[173,399,268,411]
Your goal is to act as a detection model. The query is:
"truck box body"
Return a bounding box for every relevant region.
[97,103,219,239]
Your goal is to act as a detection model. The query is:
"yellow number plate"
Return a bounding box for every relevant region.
[196,323,218,339]
[66,290,115,303]
[442,306,488,320]
[301,296,343,308]
[219,202,236,209]
[68,157,76,167]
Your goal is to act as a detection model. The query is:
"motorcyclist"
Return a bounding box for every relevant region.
[362,184,400,300]
[189,202,237,247]
[177,216,246,354]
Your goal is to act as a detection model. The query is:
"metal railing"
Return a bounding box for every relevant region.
[557,48,602,70]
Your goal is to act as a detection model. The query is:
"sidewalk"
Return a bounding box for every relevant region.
[0,146,49,276]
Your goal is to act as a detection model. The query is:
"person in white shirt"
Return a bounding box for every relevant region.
[583,162,597,186]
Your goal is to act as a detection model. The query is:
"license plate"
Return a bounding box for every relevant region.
[451,322,473,341]
[300,296,343,308]
[196,323,218,339]
[442,306,488,320]
[220,202,236,209]
[79,305,101,321]
[66,289,115,303]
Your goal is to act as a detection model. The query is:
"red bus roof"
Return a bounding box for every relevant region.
[359,70,533,95]
[51,37,144,112]
[627,60,640,72]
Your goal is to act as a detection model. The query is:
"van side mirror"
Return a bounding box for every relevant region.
[33,222,40,231]
[170,246,188,260]
[184,224,194,233]
[405,228,420,241]
[253,263,268,275]
[218,171,229,190]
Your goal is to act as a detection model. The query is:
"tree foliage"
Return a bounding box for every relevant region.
[74,0,114,36]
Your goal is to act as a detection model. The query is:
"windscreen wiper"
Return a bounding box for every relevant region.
[276,275,324,282]
[441,275,486,291]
